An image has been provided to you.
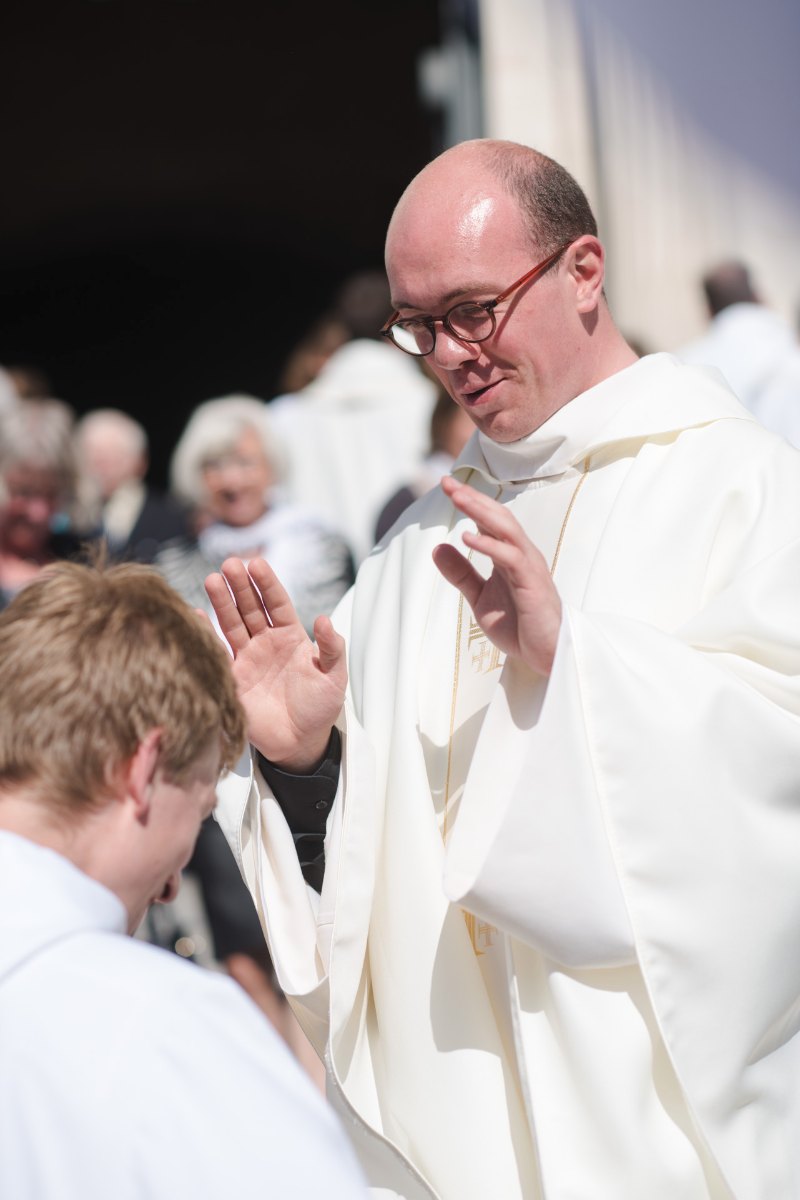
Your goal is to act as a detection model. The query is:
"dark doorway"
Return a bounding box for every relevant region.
[0,0,442,483]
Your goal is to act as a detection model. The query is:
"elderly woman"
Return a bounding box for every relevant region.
[0,398,86,609]
[164,394,354,634]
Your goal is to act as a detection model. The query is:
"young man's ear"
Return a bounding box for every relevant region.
[569,236,604,314]
[125,729,163,822]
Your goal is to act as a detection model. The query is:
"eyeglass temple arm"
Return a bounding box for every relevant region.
[492,242,572,306]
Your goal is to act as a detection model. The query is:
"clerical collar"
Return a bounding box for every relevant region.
[455,358,645,485]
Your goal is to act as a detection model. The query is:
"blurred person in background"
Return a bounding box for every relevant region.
[677,259,800,446]
[4,363,54,401]
[277,310,350,394]
[0,398,89,609]
[0,558,366,1200]
[165,393,354,631]
[374,385,475,542]
[270,269,438,563]
[75,407,189,562]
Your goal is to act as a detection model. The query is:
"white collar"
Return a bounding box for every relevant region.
[452,354,749,486]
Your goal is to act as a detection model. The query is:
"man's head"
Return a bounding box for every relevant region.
[384,139,635,443]
[75,409,149,502]
[701,260,759,317]
[0,399,78,558]
[0,560,246,930]
[170,395,282,530]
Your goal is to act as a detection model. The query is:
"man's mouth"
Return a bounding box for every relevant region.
[462,379,500,405]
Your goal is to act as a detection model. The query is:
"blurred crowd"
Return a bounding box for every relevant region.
[1,257,799,1075]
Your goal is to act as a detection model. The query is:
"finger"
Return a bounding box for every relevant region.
[441,475,523,544]
[245,557,303,630]
[432,543,485,611]
[219,557,273,637]
[313,615,347,676]
[460,529,536,582]
[205,570,252,656]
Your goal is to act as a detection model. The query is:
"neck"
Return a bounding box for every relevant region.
[0,788,133,925]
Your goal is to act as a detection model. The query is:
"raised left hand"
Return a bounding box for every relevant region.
[432,475,562,677]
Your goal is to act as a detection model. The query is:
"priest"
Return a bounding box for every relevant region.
[208,140,800,1199]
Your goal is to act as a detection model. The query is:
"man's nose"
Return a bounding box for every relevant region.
[431,324,482,371]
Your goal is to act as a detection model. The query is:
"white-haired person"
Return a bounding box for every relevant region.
[0,397,90,609]
[0,557,367,1200]
[164,394,354,634]
[75,407,189,562]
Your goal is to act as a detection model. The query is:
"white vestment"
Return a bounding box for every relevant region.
[0,831,367,1200]
[269,339,437,563]
[218,353,800,1199]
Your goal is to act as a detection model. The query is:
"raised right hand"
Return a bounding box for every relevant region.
[205,557,347,772]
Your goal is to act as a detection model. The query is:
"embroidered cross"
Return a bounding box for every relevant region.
[463,910,497,956]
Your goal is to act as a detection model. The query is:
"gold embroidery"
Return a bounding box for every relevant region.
[471,638,502,674]
[549,456,590,576]
[463,911,497,956]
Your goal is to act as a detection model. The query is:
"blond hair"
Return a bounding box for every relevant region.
[0,560,246,811]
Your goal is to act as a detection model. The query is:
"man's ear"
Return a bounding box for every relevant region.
[569,236,605,314]
[126,728,163,822]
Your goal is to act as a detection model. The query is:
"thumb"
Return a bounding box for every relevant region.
[313,615,346,675]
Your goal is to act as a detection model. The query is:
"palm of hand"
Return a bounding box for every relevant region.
[205,557,347,770]
[231,622,345,763]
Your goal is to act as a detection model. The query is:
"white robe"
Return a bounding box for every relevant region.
[0,831,367,1200]
[218,353,800,1199]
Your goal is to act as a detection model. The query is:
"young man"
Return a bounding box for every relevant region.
[208,141,800,1198]
[0,560,366,1200]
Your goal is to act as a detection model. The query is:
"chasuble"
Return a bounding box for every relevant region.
[218,353,800,1199]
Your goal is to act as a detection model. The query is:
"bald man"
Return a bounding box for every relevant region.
[208,141,800,1199]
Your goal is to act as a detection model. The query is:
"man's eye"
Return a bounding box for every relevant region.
[399,317,429,333]
[451,302,487,321]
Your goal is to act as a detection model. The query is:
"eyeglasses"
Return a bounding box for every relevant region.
[201,452,265,476]
[380,241,572,357]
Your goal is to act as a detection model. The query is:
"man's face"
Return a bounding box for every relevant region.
[385,176,582,444]
[0,465,63,557]
[201,427,273,529]
[128,741,221,934]
[79,429,145,501]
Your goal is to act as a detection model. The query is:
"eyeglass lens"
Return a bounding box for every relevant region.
[390,303,495,356]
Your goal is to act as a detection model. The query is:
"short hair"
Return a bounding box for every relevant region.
[702,261,758,316]
[0,559,246,813]
[76,408,149,458]
[481,141,599,252]
[170,395,284,510]
[0,398,78,501]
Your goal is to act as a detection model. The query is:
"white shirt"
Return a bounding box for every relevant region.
[0,831,367,1200]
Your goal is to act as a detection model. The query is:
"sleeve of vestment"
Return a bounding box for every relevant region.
[255,727,342,893]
